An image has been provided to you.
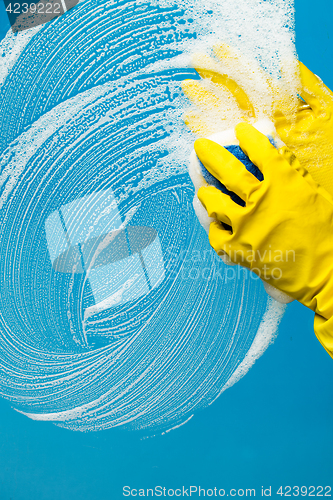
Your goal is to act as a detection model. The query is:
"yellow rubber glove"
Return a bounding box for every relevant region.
[182,44,333,197]
[196,124,333,359]
[275,63,333,196]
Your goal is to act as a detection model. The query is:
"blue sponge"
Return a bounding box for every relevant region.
[198,144,264,207]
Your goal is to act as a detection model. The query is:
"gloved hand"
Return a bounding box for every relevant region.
[196,123,333,358]
[182,44,333,197]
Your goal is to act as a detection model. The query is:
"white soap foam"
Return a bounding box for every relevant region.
[0,0,298,432]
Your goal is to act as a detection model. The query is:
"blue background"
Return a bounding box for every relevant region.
[0,0,332,498]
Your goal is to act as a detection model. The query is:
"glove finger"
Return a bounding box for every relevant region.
[299,61,333,116]
[235,122,280,177]
[213,43,278,116]
[274,98,312,136]
[181,78,245,124]
[213,43,273,86]
[181,79,223,112]
[193,70,255,119]
[184,111,216,136]
[197,185,243,227]
[208,220,233,256]
[184,108,242,136]
[194,138,261,201]
[190,52,255,119]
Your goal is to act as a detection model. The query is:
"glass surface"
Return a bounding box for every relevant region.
[0,0,332,497]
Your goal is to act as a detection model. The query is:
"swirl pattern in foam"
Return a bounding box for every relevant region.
[0,0,291,432]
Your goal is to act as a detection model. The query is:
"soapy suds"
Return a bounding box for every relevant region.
[0,0,295,432]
